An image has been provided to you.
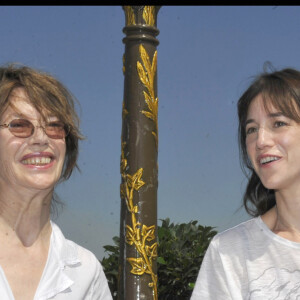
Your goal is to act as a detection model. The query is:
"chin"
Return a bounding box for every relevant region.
[260,179,283,191]
[22,176,60,190]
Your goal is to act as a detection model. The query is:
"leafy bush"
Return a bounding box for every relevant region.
[101,218,217,300]
[157,218,217,299]
[101,236,120,299]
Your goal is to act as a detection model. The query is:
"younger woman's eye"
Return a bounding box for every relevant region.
[246,127,257,135]
[274,121,288,128]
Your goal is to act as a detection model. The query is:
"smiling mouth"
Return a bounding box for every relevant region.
[21,157,52,165]
[260,156,280,165]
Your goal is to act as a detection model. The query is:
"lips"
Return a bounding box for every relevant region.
[21,152,54,166]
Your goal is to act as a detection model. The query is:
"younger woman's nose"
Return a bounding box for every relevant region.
[256,127,273,150]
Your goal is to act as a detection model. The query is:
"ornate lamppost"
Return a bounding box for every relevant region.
[119,6,160,300]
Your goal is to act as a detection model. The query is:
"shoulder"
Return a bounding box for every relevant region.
[191,220,260,299]
[70,240,102,271]
[50,221,104,277]
[67,240,110,291]
[211,218,262,252]
[50,221,112,299]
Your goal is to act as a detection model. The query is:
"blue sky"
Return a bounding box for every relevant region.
[1,5,300,259]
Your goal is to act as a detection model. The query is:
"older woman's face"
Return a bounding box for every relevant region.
[0,87,66,191]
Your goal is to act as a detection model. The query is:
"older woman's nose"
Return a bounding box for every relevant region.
[29,125,49,145]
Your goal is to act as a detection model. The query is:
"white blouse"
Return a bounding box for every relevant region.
[0,221,112,300]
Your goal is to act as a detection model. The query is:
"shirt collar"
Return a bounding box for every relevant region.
[34,221,81,299]
[50,221,81,267]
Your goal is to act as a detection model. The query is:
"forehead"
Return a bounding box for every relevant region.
[2,87,53,121]
[247,94,276,118]
[9,87,29,102]
[6,88,38,118]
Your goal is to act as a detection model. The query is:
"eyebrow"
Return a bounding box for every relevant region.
[5,112,25,119]
[6,110,57,120]
[245,112,284,126]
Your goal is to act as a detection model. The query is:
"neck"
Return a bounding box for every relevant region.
[271,189,300,239]
[0,186,52,247]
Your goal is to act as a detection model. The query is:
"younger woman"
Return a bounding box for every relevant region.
[191,67,300,299]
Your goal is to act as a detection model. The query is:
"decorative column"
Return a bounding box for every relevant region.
[119,6,160,300]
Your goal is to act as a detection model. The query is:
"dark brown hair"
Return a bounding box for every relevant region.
[238,66,300,216]
[0,63,84,181]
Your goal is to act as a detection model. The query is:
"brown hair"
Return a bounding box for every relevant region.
[0,63,83,181]
[238,66,300,216]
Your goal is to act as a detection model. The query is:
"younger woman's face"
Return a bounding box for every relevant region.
[245,93,300,192]
[0,87,66,192]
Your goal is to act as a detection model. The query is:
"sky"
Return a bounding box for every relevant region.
[1,5,300,260]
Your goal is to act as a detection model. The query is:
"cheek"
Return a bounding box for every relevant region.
[0,154,22,185]
[56,141,67,165]
[276,133,295,153]
[0,140,23,179]
[60,142,66,158]
[245,143,258,170]
[246,141,255,158]
[0,159,17,178]
[0,138,23,163]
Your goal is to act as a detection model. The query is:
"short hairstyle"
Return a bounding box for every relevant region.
[0,63,83,181]
[237,65,300,216]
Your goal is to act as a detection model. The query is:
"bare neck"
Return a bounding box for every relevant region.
[0,186,53,247]
[262,189,300,240]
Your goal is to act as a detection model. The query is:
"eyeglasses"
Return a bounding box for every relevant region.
[0,119,70,139]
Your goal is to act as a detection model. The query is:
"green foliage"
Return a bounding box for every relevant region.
[157,218,217,299]
[101,236,120,300]
[101,218,217,300]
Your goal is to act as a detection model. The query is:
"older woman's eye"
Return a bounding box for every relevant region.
[246,127,257,135]
[47,121,64,128]
[10,119,31,128]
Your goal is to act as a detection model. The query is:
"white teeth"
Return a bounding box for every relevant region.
[260,156,279,164]
[22,157,51,165]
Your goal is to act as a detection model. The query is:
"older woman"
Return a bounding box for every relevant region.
[191,67,300,299]
[0,64,112,300]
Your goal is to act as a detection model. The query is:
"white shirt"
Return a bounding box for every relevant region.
[0,221,113,300]
[191,217,300,299]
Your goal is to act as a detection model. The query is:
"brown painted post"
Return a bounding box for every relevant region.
[119,6,160,300]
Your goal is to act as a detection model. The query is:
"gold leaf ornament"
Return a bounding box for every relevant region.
[126,225,135,245]
[122,54,125,74]
[151,50,157,77]
[127,257,147,276]
[126,168,145,190]
[120,183,126,200]
[122,101,128,120]
[142,6,155,26]
[137,61,148,87]
[137,45,158,149]
[142,111,155,121]
[146,242,158,258]
[140,46,152,78]
[124,6,136,26]
[142,224,156,242]
[143,91,152,108]
[120,141,128,173]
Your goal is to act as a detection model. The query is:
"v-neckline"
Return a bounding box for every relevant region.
[0,224,53,300]
[0,266,15,299]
